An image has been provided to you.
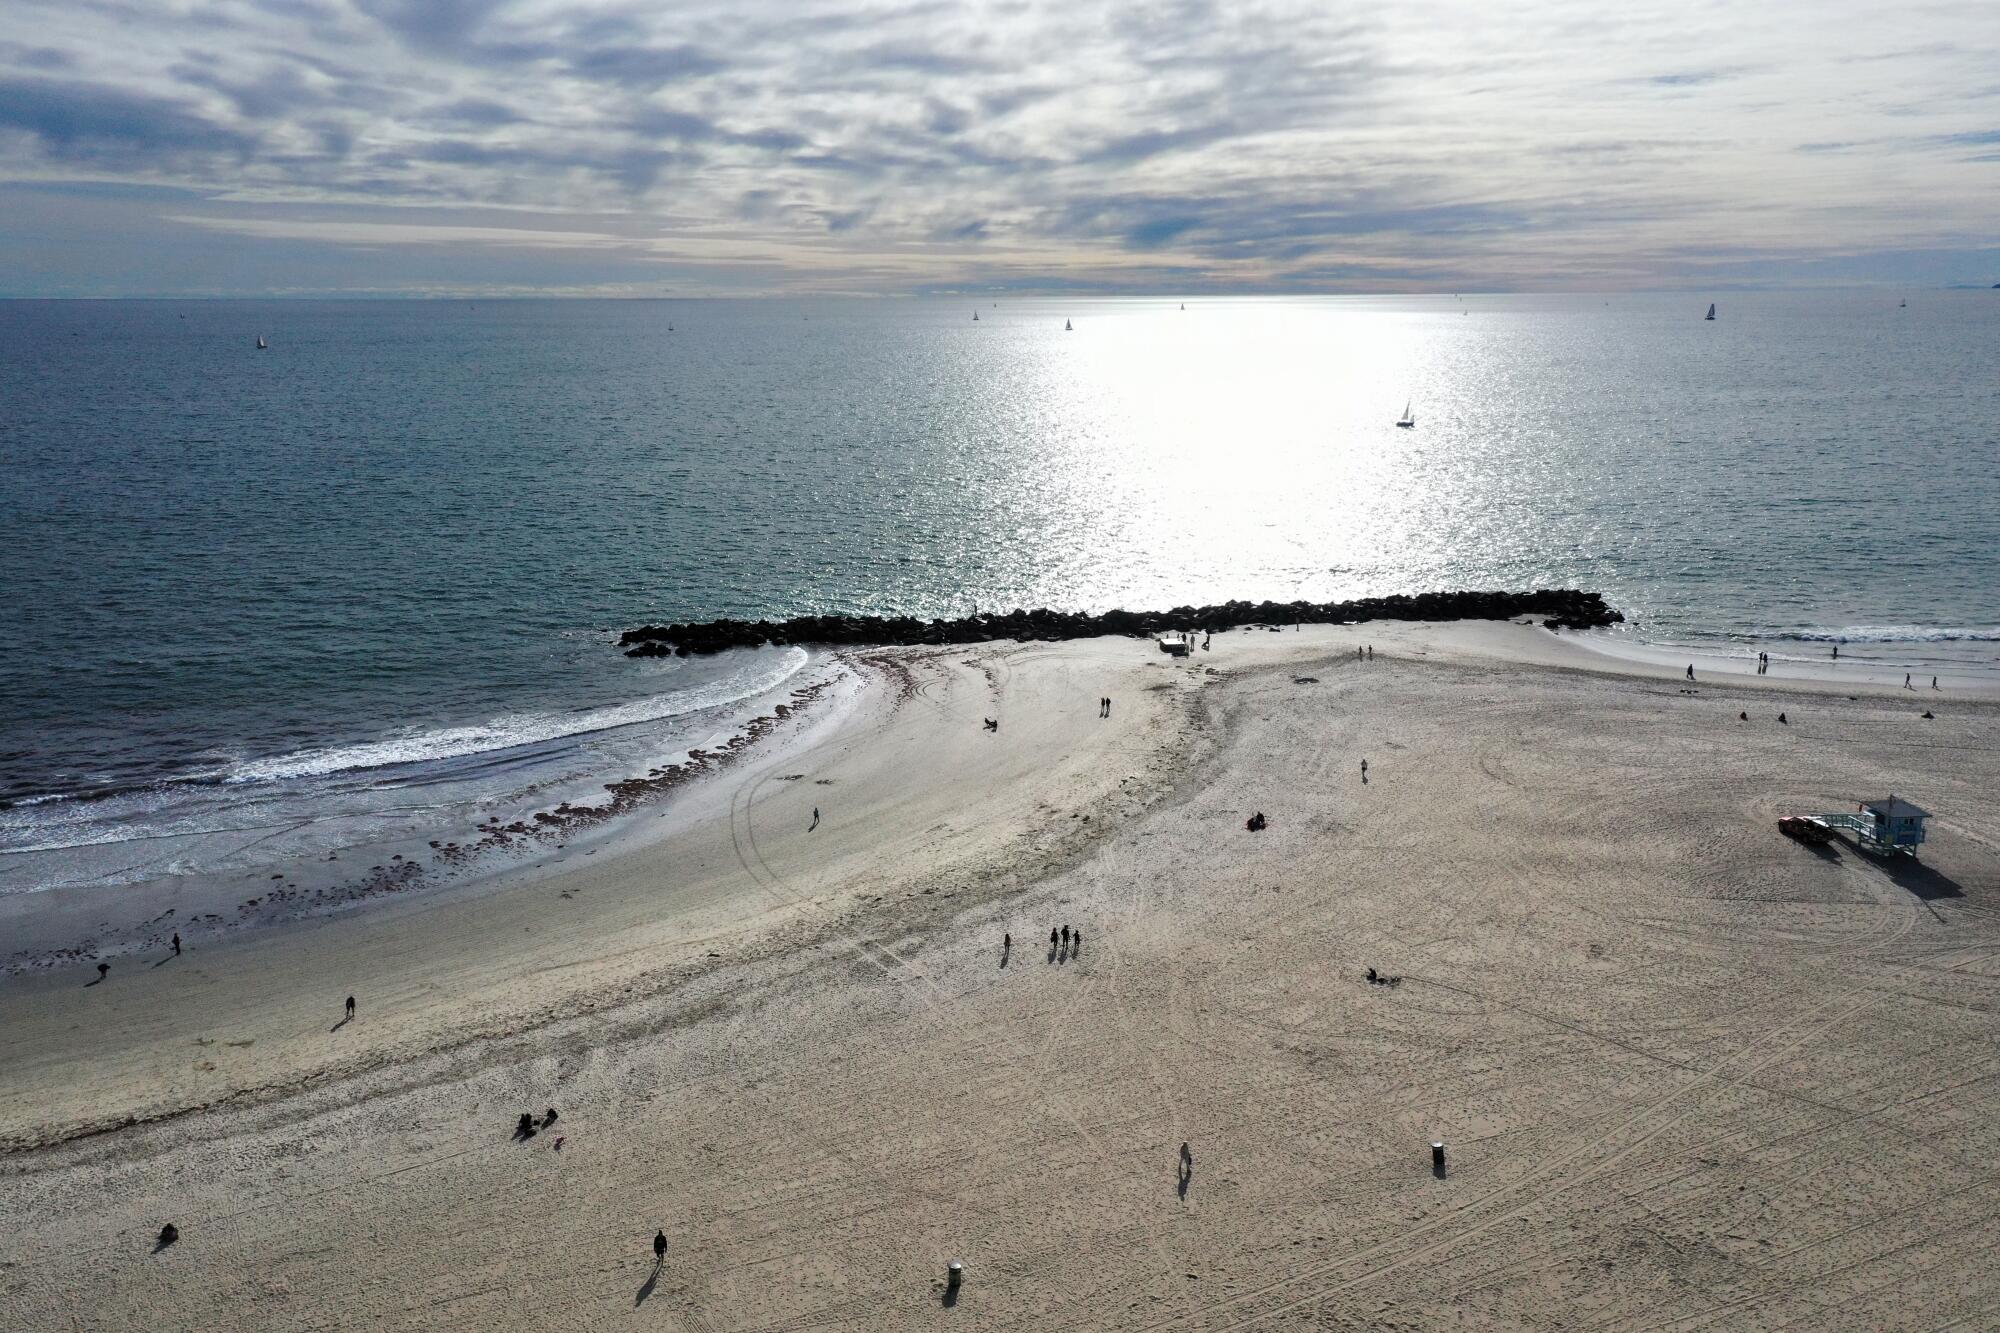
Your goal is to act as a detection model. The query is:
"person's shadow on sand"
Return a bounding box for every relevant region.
[329,1016,352,1033]
[636,1260,662,1307]
[1177,1162,1192,1201]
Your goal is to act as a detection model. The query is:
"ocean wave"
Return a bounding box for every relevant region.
[1779,626,2000,644]
[217,648,810,785]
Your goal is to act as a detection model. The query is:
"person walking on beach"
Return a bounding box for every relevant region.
[1060,925,1070,950]
[810,806,820,831]
[171,932,181,957]
[1686,664,1695,681]
[1832,644,1839,660]
[1933,676,1939,689]
[96,962,109,981]
[345,995,356,1020]
[1905,673,1914,689]
[1072,927,1082,955]
[1050,927,1059,949]
[1360,758,1368,777]
[653,1230,667,1263]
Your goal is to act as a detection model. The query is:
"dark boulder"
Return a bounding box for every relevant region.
[619,590,1622,656]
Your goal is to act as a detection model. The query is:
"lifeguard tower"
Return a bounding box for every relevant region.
[1819,796,1929,857]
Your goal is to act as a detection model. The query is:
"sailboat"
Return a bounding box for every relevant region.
[255,335,267,349]
[973,310,979,321]
[1899,297,1907,308]
[1704,303,1716,321]
[1064,319,1073,331]
[1180,302,1185,310]
[1395,399,1416,428]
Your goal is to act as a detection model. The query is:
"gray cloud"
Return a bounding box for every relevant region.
[0,77,256,165]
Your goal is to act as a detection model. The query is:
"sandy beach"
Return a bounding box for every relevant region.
[4,622,1998,1330]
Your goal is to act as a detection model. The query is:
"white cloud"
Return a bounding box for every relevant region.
[1,0,1996,293]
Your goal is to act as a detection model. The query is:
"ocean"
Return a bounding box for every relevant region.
[2,292,1996,901]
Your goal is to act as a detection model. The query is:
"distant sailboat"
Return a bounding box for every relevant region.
[255,335,267,349]
[1899,297,1907,308]
[1704,303,1716,321]
[1395,399,1416,428]
[1180,302,1185,310]
[1064,319,1073,331]
[973,310,979,321]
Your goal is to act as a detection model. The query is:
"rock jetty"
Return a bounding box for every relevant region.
[620,590,1622,656]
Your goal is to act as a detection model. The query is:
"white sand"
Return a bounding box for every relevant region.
[3,623,1997,1330]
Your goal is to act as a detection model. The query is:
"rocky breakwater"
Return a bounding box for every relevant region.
[619,590,1622,656]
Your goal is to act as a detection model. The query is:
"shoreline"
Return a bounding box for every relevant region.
[0,658,856,977]
[1571,625,2000,695]
[8,617,1995,981]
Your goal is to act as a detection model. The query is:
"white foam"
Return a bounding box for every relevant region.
[219,648,810,784]
[1785,626,2000,644]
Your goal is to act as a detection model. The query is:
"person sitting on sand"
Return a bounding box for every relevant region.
[517,1112,536,1139]
[543,1107,558,1128]
[1366,967,1378,983]
[1778,712,1788,724]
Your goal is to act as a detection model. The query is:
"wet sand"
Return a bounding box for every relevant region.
[3,623,1997,1329]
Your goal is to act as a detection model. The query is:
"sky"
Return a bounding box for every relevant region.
[0,0,1996,296]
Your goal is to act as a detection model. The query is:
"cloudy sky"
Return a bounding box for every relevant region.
[2,0,1996,295]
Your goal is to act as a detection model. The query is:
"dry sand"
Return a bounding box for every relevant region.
[3,623,1998,1330]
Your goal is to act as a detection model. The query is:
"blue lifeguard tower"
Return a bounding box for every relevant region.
[1820,796,1929,856]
